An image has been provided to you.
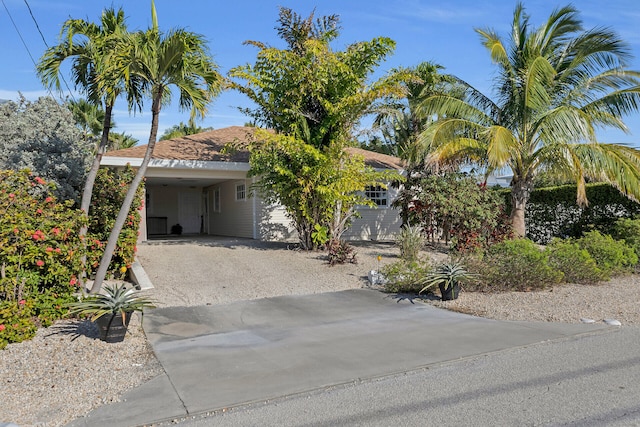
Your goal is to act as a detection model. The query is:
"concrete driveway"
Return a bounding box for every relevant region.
[69,289,610,426]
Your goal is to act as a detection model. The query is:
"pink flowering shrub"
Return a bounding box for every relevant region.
[0,169,85,348]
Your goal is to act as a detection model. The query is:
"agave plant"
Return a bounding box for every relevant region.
[68,283,155,322]
[419,261,476,297]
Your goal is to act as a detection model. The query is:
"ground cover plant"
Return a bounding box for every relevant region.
[0,170,85,348]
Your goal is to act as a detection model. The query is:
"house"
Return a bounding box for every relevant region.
[101,126,406,242]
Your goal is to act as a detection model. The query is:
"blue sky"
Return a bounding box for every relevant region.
[1,0,639,147]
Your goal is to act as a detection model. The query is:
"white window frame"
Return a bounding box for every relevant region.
[364,185,388,207]
[235,182,246,201]
[213,187,221,212]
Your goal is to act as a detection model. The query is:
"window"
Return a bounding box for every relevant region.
[213,188,221,212]
[364,185,387,207]
[235,183,246,201]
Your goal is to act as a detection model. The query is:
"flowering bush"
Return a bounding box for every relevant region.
[86,166,143,278]
[0,169,85,348]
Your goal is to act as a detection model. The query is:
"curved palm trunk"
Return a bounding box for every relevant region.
[509,178,534,238]
[90,96,161,294]
[78,102,113,291]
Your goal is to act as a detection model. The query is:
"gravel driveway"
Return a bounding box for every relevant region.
[136,236,408,307]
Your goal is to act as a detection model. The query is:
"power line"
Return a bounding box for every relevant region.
[23,0,48,47]
[22,0,76,102]
[1,0,39,68]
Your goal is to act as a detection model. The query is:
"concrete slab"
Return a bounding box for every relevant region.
[73,289,611,426]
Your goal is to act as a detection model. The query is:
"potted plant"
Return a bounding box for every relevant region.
[69,284,155,343]
[419,261,475,301]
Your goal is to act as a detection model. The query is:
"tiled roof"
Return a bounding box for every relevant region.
[106,126,405,170]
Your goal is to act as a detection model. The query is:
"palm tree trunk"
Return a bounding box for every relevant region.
[510,178,533,238]
[90,95,161,294]
[78,102,113,291]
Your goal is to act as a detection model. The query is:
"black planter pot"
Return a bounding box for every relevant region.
[439,283,460,301]
[95,312,132,343]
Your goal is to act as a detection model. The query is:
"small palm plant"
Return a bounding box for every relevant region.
[69,283,155,323]
[419,261,475,300]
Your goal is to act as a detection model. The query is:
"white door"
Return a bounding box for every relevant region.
[179,190,202,234]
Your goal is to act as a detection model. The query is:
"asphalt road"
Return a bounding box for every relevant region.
[164,326,640,427]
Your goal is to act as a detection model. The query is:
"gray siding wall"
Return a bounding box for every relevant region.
[343,186,402,241]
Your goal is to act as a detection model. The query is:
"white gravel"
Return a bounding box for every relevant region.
[2,237,639,426]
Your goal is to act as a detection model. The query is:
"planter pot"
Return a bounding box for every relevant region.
[439,283,460,301]
[95,312,132,343]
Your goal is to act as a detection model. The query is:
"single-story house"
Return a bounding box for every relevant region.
[101,126,406,242]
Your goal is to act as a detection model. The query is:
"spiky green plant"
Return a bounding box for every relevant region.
[68,283,155,322]
[419,261,476,295]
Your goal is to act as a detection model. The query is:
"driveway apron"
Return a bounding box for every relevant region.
[69,288,611,426]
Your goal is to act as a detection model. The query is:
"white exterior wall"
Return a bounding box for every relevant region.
[342,186,402,241]
[208,179,254,238]
[256,196,297,241]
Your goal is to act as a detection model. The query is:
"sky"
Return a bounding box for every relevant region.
[1,0,639,147]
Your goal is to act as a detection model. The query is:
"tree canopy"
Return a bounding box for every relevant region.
[229,7,405,249]
[416,3,640,237]
[0,97,91,201]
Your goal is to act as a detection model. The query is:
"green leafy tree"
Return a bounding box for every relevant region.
[230,7,404,248]
[0,97,91,201]
[89,1,222,293]
[417,3,640,237]
[247,131,399,249]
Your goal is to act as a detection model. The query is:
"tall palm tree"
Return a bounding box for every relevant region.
[38,8,138,216]
[90,1,222,293]
[418,3,640,237]
[38,7,140,290]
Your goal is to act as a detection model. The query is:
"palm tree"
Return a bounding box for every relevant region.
[108,132,138,150]
[38,8,138,217]
[66,98,105,140]
[372,61,448,163]
[418,3,640,237]
[159,119,212,140]
[89,1,222,293]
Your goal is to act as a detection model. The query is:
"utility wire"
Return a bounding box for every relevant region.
[23,0,48,47]
[1,0,39,68]
[22,0,76,102]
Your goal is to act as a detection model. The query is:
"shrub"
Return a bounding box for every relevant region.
[610,218,640,259]
[394,173,511,253]
[545,239,607,284]
[381,260,432,294]
[396,225,424,262]
[470,239,563,291]
[86,166,143,278]
[326,239,357,266]
[575,231,637,276]
[0,169,85,348]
